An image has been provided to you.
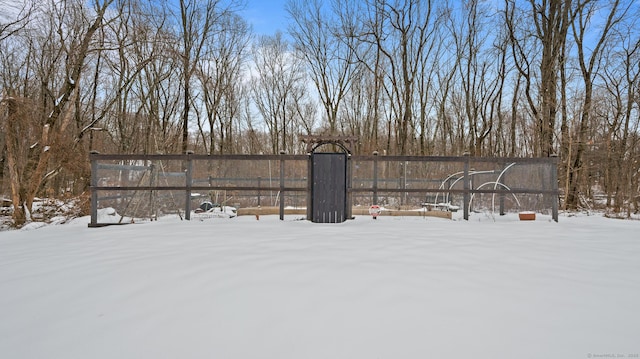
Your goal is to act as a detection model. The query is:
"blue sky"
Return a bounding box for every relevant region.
[242,0,289,36]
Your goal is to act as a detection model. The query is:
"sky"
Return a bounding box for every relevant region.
[0,0,290,38]
[242,0,289,36]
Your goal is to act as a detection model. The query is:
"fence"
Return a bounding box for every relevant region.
[89,152,559,226]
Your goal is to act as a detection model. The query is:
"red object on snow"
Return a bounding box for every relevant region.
[369,205,381,219]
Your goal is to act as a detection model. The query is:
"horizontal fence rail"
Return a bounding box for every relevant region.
[89,152,559,226]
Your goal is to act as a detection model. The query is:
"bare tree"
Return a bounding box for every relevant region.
[0,0,35,41]
[431,26,459,155]
[447,0,502,156]
[339,64,370,152]
[505,0,573,157]
[536,0,573,158]
[614,23,640,216]
[197,12,251,154]
[1,0,114,226]
[358,0,439,155]
[131,1,182,154]
[251,33,308,154]
[174,0,230,154]
[335,0,387,152]
[565,0,629,209]
[286,0,357,135]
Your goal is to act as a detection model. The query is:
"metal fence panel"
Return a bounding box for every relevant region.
[89,153,558,226]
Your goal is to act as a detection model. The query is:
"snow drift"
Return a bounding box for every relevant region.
[0,212,639,358]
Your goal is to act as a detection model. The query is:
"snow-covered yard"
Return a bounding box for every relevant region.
[1,211,639,358]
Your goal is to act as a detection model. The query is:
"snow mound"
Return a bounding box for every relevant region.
[0,214,639,358]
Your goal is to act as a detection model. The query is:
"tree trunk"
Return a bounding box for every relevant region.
[3,98,26,226]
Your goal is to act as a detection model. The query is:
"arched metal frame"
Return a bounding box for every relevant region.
[300,135,358,155]
[309,141,351,155]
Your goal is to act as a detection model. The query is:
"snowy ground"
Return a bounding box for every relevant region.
[1,211,639,359]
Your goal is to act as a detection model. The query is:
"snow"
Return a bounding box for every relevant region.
[1,211,639,358]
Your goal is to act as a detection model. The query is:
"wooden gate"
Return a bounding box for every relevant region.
[311,152,348,223]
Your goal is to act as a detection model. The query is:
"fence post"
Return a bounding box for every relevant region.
[149,162,157,221]
[346,152,353,219]
[257,176,261,207]
[89,151,99,227]
[280,150,285,220]
[185,151,193,220]
[499,162,506,216]
[463,152,470,220]
[306,152,312,221]
[372,151,378,205]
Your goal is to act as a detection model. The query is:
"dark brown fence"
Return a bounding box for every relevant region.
[89,152,559,226]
